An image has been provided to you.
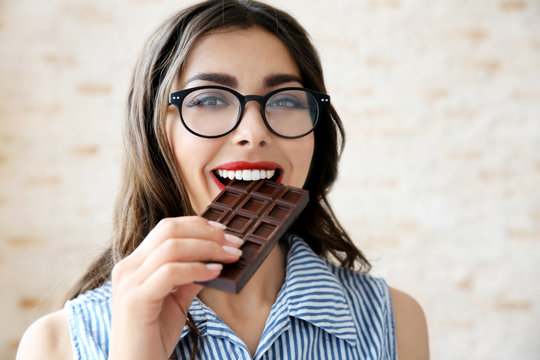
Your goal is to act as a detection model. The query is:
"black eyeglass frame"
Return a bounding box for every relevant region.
[168,85,330,139]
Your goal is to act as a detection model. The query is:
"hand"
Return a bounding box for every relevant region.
[108,216,243,360]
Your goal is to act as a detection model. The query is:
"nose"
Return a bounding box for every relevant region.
[230,100,272,148]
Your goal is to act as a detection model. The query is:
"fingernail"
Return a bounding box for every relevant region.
[224,233,244,245]
[208,220,226,229]
[206,263,223,271]
[222,245,243,257]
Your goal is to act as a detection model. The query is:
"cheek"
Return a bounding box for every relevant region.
[166,113,223,183]
[288,135,315,185]
[299,138,315,170]
[166,113,201,181]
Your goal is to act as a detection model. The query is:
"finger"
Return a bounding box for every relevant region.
[163,283,204,319]
[159,283,205,345]
[170,283,204,308]
[137,262,223,302]
[132,238,242,283]
[131,216,239,261]
[118,216,225,272]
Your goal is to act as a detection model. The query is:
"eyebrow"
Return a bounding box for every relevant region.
[185,73,238,88]
[263,74,303,88]
[184,72,302,89]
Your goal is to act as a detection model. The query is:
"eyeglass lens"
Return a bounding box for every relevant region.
[180,88,318,138]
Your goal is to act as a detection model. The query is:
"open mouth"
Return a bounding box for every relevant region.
[212,168,282,186]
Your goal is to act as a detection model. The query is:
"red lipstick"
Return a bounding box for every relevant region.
[211,161,283,190]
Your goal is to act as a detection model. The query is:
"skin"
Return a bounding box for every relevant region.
[16,27,429,360]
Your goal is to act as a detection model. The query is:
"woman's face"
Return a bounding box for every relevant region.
[166,27,315,213]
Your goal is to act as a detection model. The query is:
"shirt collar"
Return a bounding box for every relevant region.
[279,235,358,346]
[180,235,358,347]
[180,297,244,347]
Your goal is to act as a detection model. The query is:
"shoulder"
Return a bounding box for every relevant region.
[389,287,430,360]
[16,309,73,360]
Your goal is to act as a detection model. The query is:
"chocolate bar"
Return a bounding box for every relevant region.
[198,179,309,293]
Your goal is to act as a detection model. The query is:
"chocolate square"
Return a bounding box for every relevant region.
[252,180,284,199]
[277,187,306,205]
[240,239,266,263]
[246,219,280,242]
[200,205,229,223]
[223,211,255,235]
[236,194,270,216]
[262,202,294,223]
[214,189,243,209]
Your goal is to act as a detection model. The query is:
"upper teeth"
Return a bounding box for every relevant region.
[217,169,276,181]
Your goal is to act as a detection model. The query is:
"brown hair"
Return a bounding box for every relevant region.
[68,0,371,355]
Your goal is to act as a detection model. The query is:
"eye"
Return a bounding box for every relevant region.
[266,92,309,110]
[268,96,303,108]
[185,92,231,108]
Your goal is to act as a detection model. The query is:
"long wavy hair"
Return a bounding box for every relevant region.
[68,0,371,356]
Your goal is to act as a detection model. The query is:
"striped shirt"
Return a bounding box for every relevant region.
[65,235,396,359]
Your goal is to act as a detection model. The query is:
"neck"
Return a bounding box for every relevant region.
[198,242,287,315]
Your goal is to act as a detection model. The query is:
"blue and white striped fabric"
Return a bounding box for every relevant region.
[65,235,396,359]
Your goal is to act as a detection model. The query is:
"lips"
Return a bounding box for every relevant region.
[211,161,283,190]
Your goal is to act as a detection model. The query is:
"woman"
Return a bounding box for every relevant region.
[17,1,428,359]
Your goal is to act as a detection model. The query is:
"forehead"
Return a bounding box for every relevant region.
[178,26,301,89]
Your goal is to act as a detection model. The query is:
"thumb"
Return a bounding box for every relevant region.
[171,283,205,313]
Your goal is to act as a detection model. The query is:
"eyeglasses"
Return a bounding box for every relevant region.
[168,86,330,139]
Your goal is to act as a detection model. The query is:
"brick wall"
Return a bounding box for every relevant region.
[1,0,539,359]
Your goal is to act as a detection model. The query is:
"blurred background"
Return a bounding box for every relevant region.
[1,0,539,359]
